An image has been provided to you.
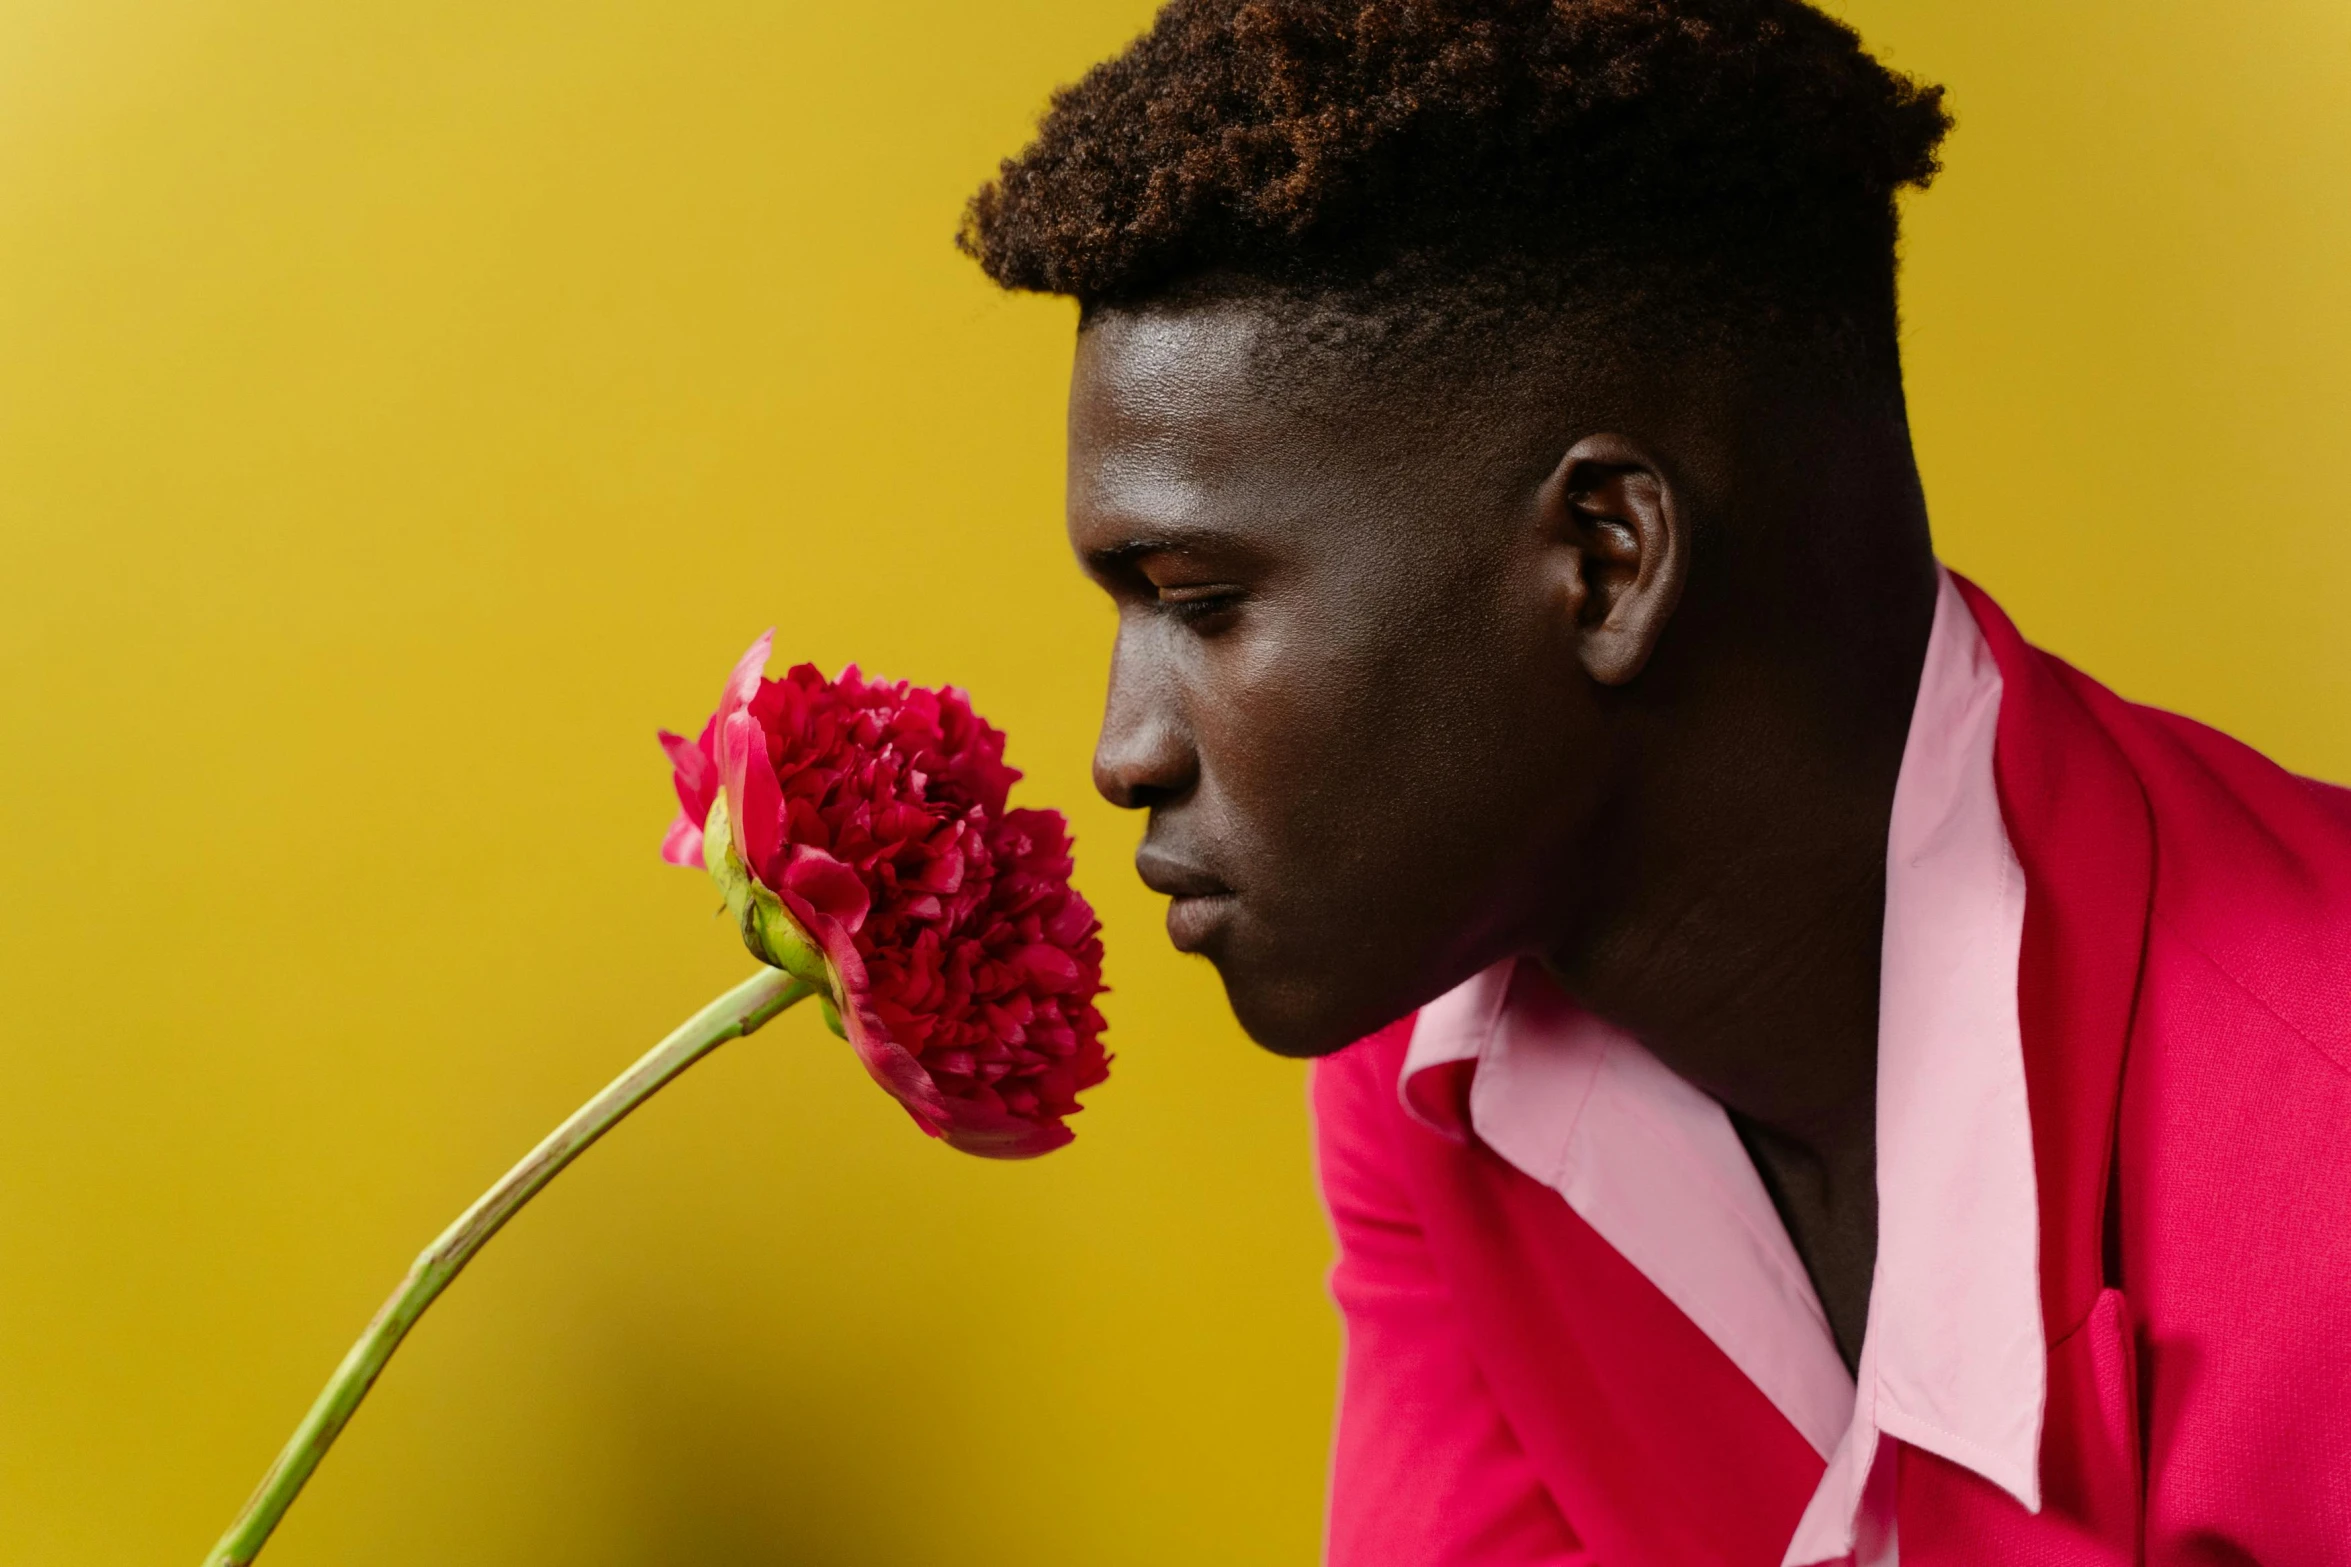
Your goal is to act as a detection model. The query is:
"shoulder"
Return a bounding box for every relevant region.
[2069,672,2351,1078]
[1963,575,2351,1074]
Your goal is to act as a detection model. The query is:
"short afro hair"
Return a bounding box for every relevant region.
[960,0,1950,394]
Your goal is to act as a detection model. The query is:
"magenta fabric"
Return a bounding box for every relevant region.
[1312,576,2351,1563]
[1320,1013,1823,1565]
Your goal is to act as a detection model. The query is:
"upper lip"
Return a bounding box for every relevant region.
[1134,845,1233,900]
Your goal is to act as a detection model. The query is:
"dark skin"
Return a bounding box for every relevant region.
[1067,300,1938,1369]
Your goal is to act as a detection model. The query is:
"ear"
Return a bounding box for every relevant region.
[1536,432,1690,686]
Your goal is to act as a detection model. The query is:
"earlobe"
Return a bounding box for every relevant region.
[1536,432,1689,686]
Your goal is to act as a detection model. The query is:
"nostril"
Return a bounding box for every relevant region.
[1094,649,1197,809]
[1092,737,1195,812]
[1090,759,1134,811]
[1092,760,1176,812]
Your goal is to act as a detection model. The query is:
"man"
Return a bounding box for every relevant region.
[961,2,2351,1562]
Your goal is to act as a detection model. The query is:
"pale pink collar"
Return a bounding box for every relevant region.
[1398,569,2043,1566]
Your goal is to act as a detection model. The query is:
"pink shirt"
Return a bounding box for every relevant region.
[1382,570,2042,1566]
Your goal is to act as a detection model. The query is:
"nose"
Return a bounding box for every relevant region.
[1092,632,1198,811]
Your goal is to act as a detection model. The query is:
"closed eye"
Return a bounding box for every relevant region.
[1156,582,1245,624]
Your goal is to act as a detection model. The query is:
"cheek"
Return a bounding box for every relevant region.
[1193,599,1497,842]
[1186,592,1592,1053]
[1199,570,1592,902]
[1184,604,1376,834]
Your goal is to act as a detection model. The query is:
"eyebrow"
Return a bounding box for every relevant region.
[1080,537,1186,573]
[1080,525,1269,575]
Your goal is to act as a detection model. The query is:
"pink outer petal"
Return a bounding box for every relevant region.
[659,812,705,869]
[659,719,718,823]
[721,709,785,885]
[713,632,781,878]
[720,630,775,726]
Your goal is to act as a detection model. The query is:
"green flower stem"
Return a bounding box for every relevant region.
[203,965,818,1567]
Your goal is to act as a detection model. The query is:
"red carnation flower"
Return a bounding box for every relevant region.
[658,632,1109,1157]
[203,635,1115,1564]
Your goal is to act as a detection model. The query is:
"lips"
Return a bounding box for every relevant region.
[1134,845,1229,900]
[1134,845,1237,953]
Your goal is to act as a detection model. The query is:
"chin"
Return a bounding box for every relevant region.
[1213,959,1405,1060]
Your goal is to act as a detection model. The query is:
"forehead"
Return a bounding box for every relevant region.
[1069,304,1282,473]
[1066,301,1422,550]
[1068,305,1281,549]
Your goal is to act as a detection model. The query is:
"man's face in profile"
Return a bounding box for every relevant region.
[1065,302,1620,1057]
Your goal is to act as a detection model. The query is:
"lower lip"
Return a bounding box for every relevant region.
[1165,893,1237,953]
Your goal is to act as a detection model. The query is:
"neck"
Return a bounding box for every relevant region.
[1543,455,1936,1163]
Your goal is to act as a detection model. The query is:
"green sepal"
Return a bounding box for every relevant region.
[703,794,834,992]
[817,995,847,1040]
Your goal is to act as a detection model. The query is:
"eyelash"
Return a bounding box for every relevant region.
[1155,584,1244,624]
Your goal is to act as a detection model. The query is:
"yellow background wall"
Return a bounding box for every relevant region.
[1,2,2344,1562]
